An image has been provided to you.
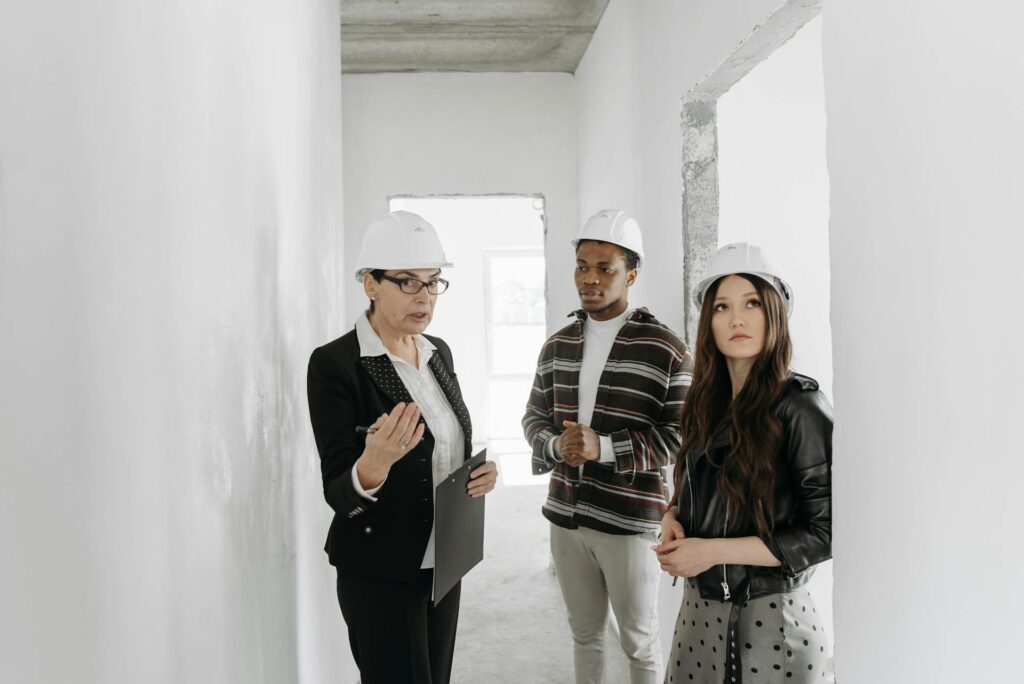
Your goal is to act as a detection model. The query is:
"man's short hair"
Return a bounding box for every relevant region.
[575,239,640,271]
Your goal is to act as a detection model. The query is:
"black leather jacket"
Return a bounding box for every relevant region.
[676,373,833,602]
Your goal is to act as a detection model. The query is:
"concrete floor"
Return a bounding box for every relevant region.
[451,476,629,683]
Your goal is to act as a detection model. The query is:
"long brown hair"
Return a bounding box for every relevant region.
[673,274,792,536]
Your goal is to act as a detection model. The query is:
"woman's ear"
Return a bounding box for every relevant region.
[363,273,378,302]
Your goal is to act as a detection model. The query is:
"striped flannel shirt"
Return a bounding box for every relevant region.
[523,307,693,534]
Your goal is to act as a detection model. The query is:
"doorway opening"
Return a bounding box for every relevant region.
[388,195,549,486]
[389,194,587,681]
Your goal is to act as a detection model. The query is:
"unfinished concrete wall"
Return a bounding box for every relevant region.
[824,1,1024,681]
[0,1,348,682]
[341,0,610,73]
[341,72,579,336]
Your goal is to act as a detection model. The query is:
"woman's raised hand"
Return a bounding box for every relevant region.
[364,402,424,467]
[357,403,425,491]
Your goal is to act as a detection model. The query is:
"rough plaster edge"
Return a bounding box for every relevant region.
[680,0,822,345]
[687,0,823,103]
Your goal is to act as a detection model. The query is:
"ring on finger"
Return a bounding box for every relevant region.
[399,441,407,450]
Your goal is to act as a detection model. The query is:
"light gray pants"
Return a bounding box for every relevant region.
[550,523,663,684]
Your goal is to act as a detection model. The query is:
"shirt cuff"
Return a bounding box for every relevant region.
[545,434,563,463]
[352,461,384,501]
[598,434,616,463]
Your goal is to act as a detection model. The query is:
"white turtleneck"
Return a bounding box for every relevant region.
[576,307,633,466]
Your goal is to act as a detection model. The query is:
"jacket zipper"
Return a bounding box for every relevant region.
[721,502,731,600]
[685,454,696,523]
[690,447,731,601]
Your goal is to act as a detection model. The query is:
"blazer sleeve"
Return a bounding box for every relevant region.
[763,389,833,576]
[306,346,376,519]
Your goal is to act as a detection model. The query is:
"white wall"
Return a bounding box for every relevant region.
[718,15,832,399]
[824,1,1024,682]
[0,2,350,682]
[342,73,578,338]
[576,0,794,661]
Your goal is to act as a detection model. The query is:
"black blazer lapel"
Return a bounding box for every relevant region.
[358,351,472,459]
[358,355,414,406]
[427,353,473,448]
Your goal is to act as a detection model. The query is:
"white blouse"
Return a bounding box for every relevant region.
[352,312,466,569]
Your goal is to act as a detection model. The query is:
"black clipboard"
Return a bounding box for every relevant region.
[432,449,487,606]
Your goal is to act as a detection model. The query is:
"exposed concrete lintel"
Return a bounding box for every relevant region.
[686,0,822,103]
[679,0,822,344]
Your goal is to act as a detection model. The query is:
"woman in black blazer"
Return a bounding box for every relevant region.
[307,210,498,684]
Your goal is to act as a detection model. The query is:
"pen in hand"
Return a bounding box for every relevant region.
[355,425,378,435]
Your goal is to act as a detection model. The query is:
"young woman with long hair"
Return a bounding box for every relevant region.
[655,243,833,684]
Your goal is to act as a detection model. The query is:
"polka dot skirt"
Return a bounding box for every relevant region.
[664,582,832,684]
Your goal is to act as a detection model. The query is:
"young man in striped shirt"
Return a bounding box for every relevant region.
[523,209,693,684]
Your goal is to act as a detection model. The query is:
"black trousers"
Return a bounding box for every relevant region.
[336,569,461,684]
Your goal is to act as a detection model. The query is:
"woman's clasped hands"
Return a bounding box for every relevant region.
[652,506,717,578]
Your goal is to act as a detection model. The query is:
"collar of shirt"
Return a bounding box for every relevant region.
[355,311,436,369]
[569,305,654,325]
[585,306,633,335]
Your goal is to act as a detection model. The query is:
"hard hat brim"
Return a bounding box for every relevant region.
[693,272,794,316]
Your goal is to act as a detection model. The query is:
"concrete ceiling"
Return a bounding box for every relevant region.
[341,0,611,74]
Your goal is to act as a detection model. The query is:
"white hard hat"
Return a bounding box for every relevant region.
[694,242,794,315]
[353,210,452,281]
[572,209,645,267]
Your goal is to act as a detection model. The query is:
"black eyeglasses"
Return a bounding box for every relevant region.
[378,273,450,295]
